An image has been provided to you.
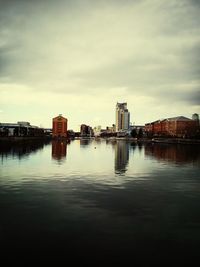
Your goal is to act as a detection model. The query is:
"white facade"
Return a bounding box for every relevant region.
[116,102,130,131]
[93,125,101,137]
[123,110,130,130]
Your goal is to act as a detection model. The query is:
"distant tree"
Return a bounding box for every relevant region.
[14,127,19,136]
[131,128,137,138]
[138,128,143,138]
[3,127,9,136]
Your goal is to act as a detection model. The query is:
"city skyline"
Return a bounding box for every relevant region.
[0,0,200,131]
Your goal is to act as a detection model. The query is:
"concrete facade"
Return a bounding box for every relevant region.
[116,102,130,131]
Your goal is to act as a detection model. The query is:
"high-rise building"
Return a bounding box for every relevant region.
[52,114,68,138]
[116,102,130,131]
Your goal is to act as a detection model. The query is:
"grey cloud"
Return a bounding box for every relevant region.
[148,86,200,105]
[179,89,200,105]
[76,40,200,93]
[0,0,199,106]
[158,1,200,34]
[190,0,200,7]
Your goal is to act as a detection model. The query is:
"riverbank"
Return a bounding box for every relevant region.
[100,136,200,145]
[1,136,200,145]
[151,138,200,145]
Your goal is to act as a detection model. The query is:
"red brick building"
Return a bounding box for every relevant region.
[145,116,199,138]
[52,114,68,138]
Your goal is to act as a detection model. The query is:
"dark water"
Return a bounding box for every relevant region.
[0,139,200,264]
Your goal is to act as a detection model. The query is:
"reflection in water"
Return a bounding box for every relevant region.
[0,140,50,161]
[137,141,143,152]
[52,140,67,162]
[80,138,92,147]
[106,139,116,150]
[145,143,200,165]
[115,141,129,174]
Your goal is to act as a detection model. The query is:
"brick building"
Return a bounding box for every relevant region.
[52,114,68,138]
[145,116,199,138]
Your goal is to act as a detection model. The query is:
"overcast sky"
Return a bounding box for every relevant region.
[0,0,199,130]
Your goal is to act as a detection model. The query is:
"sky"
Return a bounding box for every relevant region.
[0,0,199,130]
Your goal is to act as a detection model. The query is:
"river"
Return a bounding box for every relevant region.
[0,139,200,264]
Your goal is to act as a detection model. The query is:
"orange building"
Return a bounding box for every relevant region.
[52,114,68,138]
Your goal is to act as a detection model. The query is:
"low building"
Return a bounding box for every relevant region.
[145,115,199,138]
[93,126,102,137]
[0,121,44,137]
[95,124,117,137]
[106,124,116,133]
[44,128,52,136]
[80,124,93,137]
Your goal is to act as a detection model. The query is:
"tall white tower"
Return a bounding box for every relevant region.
[116,102,130,131]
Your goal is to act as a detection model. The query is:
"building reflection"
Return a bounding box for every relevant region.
[52,140,67,162]
[145,144,200,165]
[115,141,129,174]
[80,138,92,147]
[0,140,50,162]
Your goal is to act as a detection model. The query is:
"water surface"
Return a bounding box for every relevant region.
[0,139,200,264]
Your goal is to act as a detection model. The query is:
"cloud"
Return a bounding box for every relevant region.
[0,0,199,127]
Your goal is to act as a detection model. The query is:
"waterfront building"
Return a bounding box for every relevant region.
[106,124,116,133]
[0,121,44,137]
[80,124,93,137]
[145,115,199,138]
[116,102,130,132]
[93,126,102,137]
[52,114,68,138]
[99,125,117,137]
[44,128,52,136]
